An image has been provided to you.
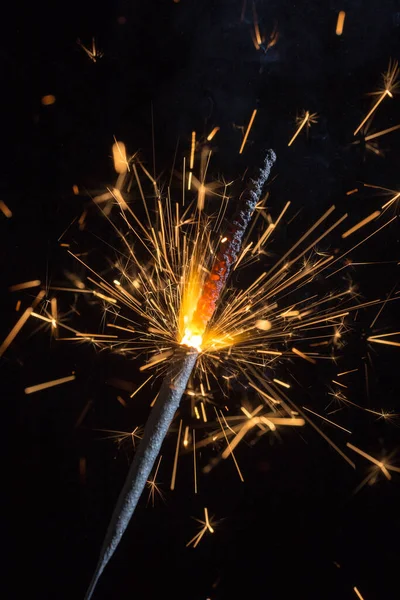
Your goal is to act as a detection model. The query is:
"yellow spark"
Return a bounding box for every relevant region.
[189,131,196,170]
[170,419,183,490]
[302,406,351,433]
[364,122,400,141]
[341,210,380,238]
[346,188,358,196]
[25,374,76,395]
[239,109,257,154]
[183,425,189,447]
[0,307,33,357]
[354,59,399,136]
[257,349,282,356]
[288,111,318,146]
[186,507,215,548]
[112,140,129,174]
[367,332,400,348]
[353,587,364,600]
[77,37,103,62]
[50,297,57,329]
[200,401,208,422]
[129,375,153,399]
[0,200,12,218]
[252,2,263,47]
[147,455,164,507]
[15,300,21,312]
[187,170,193,190]
[207,126,220,141]
[292,347,316,364]
[9,280,41,292]
[193,429,197,494]
[273,378,291,389]
[337,368,359,377]
[346,442,392,480]
[194,405,201,420]
[216,410,244,481]
[335,11,346,36]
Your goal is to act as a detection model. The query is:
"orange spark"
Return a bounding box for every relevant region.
[189,131,196,170]
[25,374,76,395]
[41,95,56,106]
[341,210,380,238]
[239,109,257,154]
[353,587,364,600]
[0,200,12,218]
[0,307,33,357]
[9,280,41,292]
[292,347,317,364]
[335,11,346,36]
[288,111,318,146]
[207,127,220,141]
[112,140,129,174]
[170,419,183,491]
[354,59,399,136]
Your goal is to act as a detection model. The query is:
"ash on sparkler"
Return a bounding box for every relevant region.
[84,149,276,600]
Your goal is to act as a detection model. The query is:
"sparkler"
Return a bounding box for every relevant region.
[83,149,276,599]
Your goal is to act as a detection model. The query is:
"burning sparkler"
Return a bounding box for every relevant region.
[83,148,276,599]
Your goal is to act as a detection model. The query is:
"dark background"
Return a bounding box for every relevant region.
[3,1,400,599]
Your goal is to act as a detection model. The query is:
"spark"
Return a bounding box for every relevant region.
[193,429,197,494]
[189,130,196,170]
[24,374,76,395]
[170,419,183,491]
[112,140,129,174]
[0,200,12,218]
[147,455,164,507]
[130,375,153,398]
[207,127,220,141]
[239,109,257,154]
[23,136,398,596]
[288,110,318,146]
[335,11,346,36]
[291,347,317,365]
[341,210,380,238]
[186,507,215,548]
[9,280,41,292]
[77,37,103,63]
[273,378,291,389]
[346,442,397,480]
[354,59,399,136]
[353,587,364,600]
[367,332,400,348]
[0,307,33,357]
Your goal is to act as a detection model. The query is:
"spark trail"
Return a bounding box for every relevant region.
[84,150,276,600]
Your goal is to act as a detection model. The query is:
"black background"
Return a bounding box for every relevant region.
[3,1,400,599]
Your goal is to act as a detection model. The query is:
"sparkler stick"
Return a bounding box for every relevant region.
[84,149,276,599]
[84,348,197,600]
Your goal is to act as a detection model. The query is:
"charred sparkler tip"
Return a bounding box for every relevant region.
[189,149,276,334]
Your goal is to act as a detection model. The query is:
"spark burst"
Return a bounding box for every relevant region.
[5,127,398,597]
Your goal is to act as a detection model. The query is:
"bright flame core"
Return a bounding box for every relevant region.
[180,328,203,352]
